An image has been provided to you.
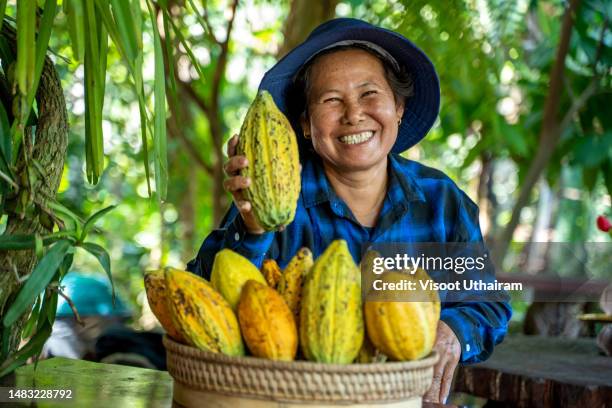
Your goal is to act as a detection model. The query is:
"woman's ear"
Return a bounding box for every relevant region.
[395,99,405,122]
[300,113,311,139]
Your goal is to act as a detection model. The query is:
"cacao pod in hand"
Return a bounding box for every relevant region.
[237,90,300,231]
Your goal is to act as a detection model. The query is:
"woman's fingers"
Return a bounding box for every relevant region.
[424,354,445,403]
[227,134,239,157]
[439,360,455,403]
[224,155,249,176]
[223,176,251,192]
[236,200,252,213]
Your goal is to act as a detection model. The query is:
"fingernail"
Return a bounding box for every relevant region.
[245,178,251,186]
[242,158,248,166]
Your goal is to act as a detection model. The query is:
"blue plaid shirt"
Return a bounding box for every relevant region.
[187,153,511,364]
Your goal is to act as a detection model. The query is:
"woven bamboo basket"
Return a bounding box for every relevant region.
[164,336,438,407]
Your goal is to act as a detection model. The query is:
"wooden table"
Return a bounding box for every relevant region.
[454,335,612,407]
[0,357,453,407]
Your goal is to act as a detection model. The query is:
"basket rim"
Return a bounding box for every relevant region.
[163,335,438,373]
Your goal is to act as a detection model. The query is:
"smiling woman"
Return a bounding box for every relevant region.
[187,18,512,404]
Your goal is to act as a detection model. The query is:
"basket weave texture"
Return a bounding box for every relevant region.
[164,336,437,404]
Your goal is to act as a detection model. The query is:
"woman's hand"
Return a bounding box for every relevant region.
[223,134,265,235]
[423,321,461,404]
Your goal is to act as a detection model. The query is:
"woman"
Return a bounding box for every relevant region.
[187,18,511,403]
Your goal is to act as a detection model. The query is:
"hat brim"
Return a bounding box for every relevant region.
[258,18,440,155]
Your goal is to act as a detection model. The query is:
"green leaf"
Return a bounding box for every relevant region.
[37,283,59,331]
[0,0,8,33]
[64,0,85,61]
[110,0,138,62]
[582,166,599,192]
[16,0,36,96]
[47,200,84,228]
[3,239,72,327]
[80,242,114,303]
[572,132,612,166]
[0,321,52,377]
[83,0,105,183]
[80,204,115,241]
[21,295,41,340]
[26,0,57,111]
[147,0,168,201]
[59,253,74,279]
[602,159,612,199]
[161,8,177,103]
[0,234,35,250]
[0,88,11,172]
[34,234,43,259]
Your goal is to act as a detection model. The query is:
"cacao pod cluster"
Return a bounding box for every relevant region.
[144,241,440,364]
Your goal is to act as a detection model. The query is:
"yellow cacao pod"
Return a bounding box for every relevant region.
[237,90,300,231]
[277,247,313,322]
[261,259,282,288]
[165,268,245,356]
[144,270,185,342]
[364,270,440,361]
[237,280,298,361]
[211,249,267,310]
[300,240,364,364]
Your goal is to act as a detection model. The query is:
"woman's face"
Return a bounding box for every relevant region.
[301,49,404,173]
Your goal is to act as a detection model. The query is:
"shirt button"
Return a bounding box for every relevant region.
[234,232,240,241]
[465,344,471,352]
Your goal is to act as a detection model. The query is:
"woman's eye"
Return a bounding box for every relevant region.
[362,90,377,97]
[323,97,341,103]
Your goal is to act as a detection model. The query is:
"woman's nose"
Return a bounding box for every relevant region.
[342,100,366,125]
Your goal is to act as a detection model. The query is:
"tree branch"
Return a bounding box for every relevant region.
[167,119,213,175]
[559,76,599,131]
[179,79,210,116]
[51,285,83,326]
[211,0,239,109]
[492,0,582,265]
[191,0,220,46]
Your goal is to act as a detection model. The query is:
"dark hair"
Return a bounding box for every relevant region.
[290,44,414,119]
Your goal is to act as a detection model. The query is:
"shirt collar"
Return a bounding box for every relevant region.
[301,154,426,209]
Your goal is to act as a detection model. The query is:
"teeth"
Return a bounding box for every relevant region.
[339,131,374,145]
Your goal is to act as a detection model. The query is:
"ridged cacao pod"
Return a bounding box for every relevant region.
[300,240,364,364]
[211,249,267,310]
[237,280,298,361]
[165,268,245,356]
[144,270,185,342]
[261,259,282,288]
[364,269,440,361]
[237,90,300,231]
[278,247,313,323]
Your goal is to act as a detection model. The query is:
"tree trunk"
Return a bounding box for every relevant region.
[492,0,581,266]
[0,26,68,356]
[277,0,339,59]
[476,152,494,239]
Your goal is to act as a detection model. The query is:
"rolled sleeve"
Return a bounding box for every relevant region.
[222,214,274,265]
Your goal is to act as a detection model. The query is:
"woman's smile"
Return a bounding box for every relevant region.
[337,130,375,145]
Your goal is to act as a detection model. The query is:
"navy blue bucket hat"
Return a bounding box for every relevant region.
[258,18,440,154]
